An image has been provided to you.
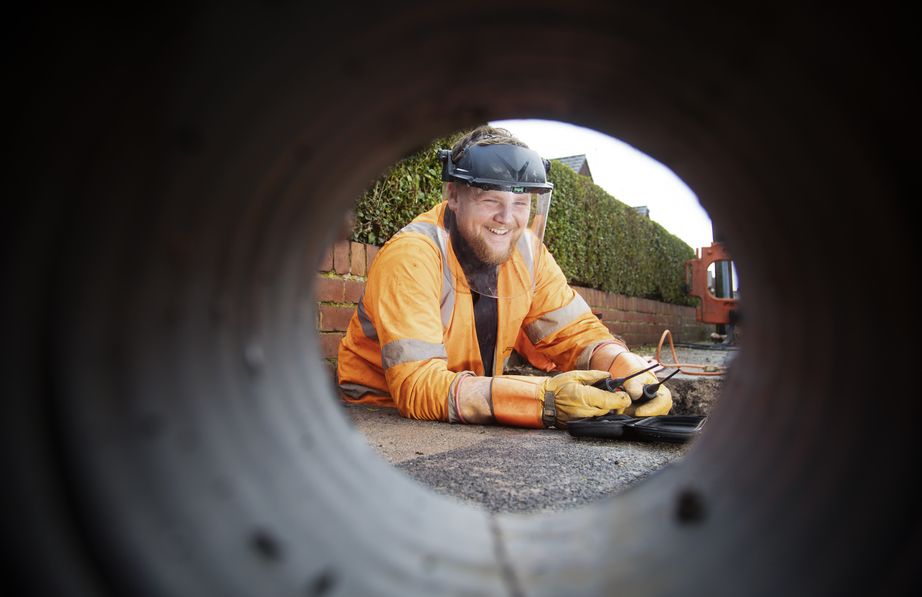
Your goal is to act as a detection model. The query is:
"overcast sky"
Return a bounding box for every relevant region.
[490,119,713,250]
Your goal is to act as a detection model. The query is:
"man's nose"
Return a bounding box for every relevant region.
[494,202,514,224]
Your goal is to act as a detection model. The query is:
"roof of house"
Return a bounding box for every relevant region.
[552,154,593,181]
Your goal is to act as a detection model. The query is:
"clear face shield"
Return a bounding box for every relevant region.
[442,182,552,299]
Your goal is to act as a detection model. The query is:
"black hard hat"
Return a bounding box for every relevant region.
[438,144,553,193]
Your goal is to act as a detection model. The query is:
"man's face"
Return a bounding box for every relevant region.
[447,184,531,265]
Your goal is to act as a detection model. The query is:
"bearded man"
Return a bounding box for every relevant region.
[336,126,672,428]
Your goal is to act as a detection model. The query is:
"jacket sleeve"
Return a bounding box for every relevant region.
[521,246,626,371]
[363,236,456,421]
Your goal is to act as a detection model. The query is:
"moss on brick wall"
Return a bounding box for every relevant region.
[351,131,696,306]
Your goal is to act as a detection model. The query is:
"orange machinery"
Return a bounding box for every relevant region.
[685,242,737,325]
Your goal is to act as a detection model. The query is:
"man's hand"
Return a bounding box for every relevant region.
[608,352,673,416]
[544,370,632,425]
[492,370,630,428]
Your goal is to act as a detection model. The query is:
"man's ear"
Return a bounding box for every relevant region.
[446,183,460,211]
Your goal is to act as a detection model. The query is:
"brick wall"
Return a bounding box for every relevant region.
[315,240,379,371]
[572,287,709,347]
[315,240,710,368]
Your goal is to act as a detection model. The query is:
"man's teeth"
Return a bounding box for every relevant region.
[488,227,510,235]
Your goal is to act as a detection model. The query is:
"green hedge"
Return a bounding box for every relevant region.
[351,133,696,306]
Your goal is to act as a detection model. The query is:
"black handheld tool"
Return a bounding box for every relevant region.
[633,368,680,404]
[568,414,706,443]
[591,363,658,392]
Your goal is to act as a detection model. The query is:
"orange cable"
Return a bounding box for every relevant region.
[654,329,728,376]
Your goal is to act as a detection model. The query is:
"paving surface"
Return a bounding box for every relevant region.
[344,343,738,513]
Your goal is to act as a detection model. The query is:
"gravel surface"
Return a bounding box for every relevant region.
[346,405,694,513]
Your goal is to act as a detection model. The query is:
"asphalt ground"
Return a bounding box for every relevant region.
[343,343,737,513]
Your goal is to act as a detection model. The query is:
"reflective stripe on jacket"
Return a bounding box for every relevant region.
[336,201,617,420]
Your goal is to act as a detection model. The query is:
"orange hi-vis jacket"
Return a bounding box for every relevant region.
[336,201,620,421]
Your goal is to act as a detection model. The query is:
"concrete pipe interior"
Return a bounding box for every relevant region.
[5,3,920,596]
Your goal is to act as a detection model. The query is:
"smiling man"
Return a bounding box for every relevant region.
[336,125,672,428]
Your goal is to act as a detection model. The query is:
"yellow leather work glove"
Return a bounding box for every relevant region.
[491,370,631,428]
[609,352,673,416]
